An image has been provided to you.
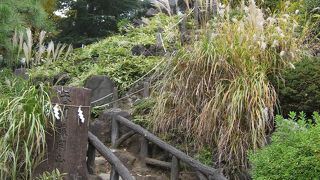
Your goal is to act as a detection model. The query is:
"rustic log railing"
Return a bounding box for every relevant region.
[88,81,226,180]
[110,114,227,180]
[87,132,135,180]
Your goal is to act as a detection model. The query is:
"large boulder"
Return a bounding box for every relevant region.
[85,75,115,106]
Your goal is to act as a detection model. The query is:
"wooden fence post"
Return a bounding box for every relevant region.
[87,142,96,174]
[212,0,218,15]
[111,87,119,148]
[110,168,120,180]
[143,81,150,98]
[170,156,179,180]
[194,0,199,27]
[113,87,119,108]
[139,81,150,167]
[111,87,120,180]
[179,16,188,45]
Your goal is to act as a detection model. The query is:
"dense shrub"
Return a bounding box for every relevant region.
[249,112,320,179]
[274,57,320,116]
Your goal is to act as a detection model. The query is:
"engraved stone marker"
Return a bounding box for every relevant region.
[35,86,91,180]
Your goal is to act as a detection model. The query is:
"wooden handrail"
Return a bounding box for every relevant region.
[113,114,227,180]
[88,132,135,180]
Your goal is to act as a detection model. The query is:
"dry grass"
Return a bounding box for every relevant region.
[151,0,172,16]
[11,28,72,67]
[151,0,309,178]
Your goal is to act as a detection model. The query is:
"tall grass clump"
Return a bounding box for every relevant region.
[0,70,54,179]
[9,28,73,68]
[151,0,309,178]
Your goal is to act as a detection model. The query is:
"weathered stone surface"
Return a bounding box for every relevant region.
[179,172,198,180]
[90,109,131,144]
[95,156,111,175]
[35,86,91,180]
[95,156,108,166]
[145,8,159,17]
[85,75,115,106]
[131,44,165,57]
[131,45,147,56]
[14,68,28,79]
[98,173,110,180]
[132,18,150,27]
[114,150,137,170]
[141,17,150,26]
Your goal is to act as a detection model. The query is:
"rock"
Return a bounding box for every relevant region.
[90,118,111,144]
[90,109,132,144]
[132,18,144,27]
[85,75,115,106]
[95,156,107,165]
[95,156,111,175]
[114,150,137,170]
[134,173,168,180]
[141,17,150,26]
[146,8,159,17]
[179,172,198,180]
[131,45,147,56]
[122,134,141,155]
[88,174,100,180]
[131,44,165,57]
[14,68,28,79]
[98,173,110,180]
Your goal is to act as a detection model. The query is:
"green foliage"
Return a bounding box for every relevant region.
[274,57,320,116]
[132,98,156,127]
[30,14,180,91]
[195,146,213,166]
[304,0,320,12]
[0,0,53,59]
[0,70,54,179]
[55,0,143,46]
[249,112,320,180]
[36,169,65,180]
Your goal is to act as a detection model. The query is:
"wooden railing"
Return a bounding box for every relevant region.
[87,132,135,180]
[109,114,227,180]
[87,81,226,180]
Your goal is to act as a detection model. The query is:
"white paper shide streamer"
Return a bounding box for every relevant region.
[53,104,61,120]
[78,106,85,124]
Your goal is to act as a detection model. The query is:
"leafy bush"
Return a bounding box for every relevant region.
[249,112,320,180]
[274,57,320,116]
